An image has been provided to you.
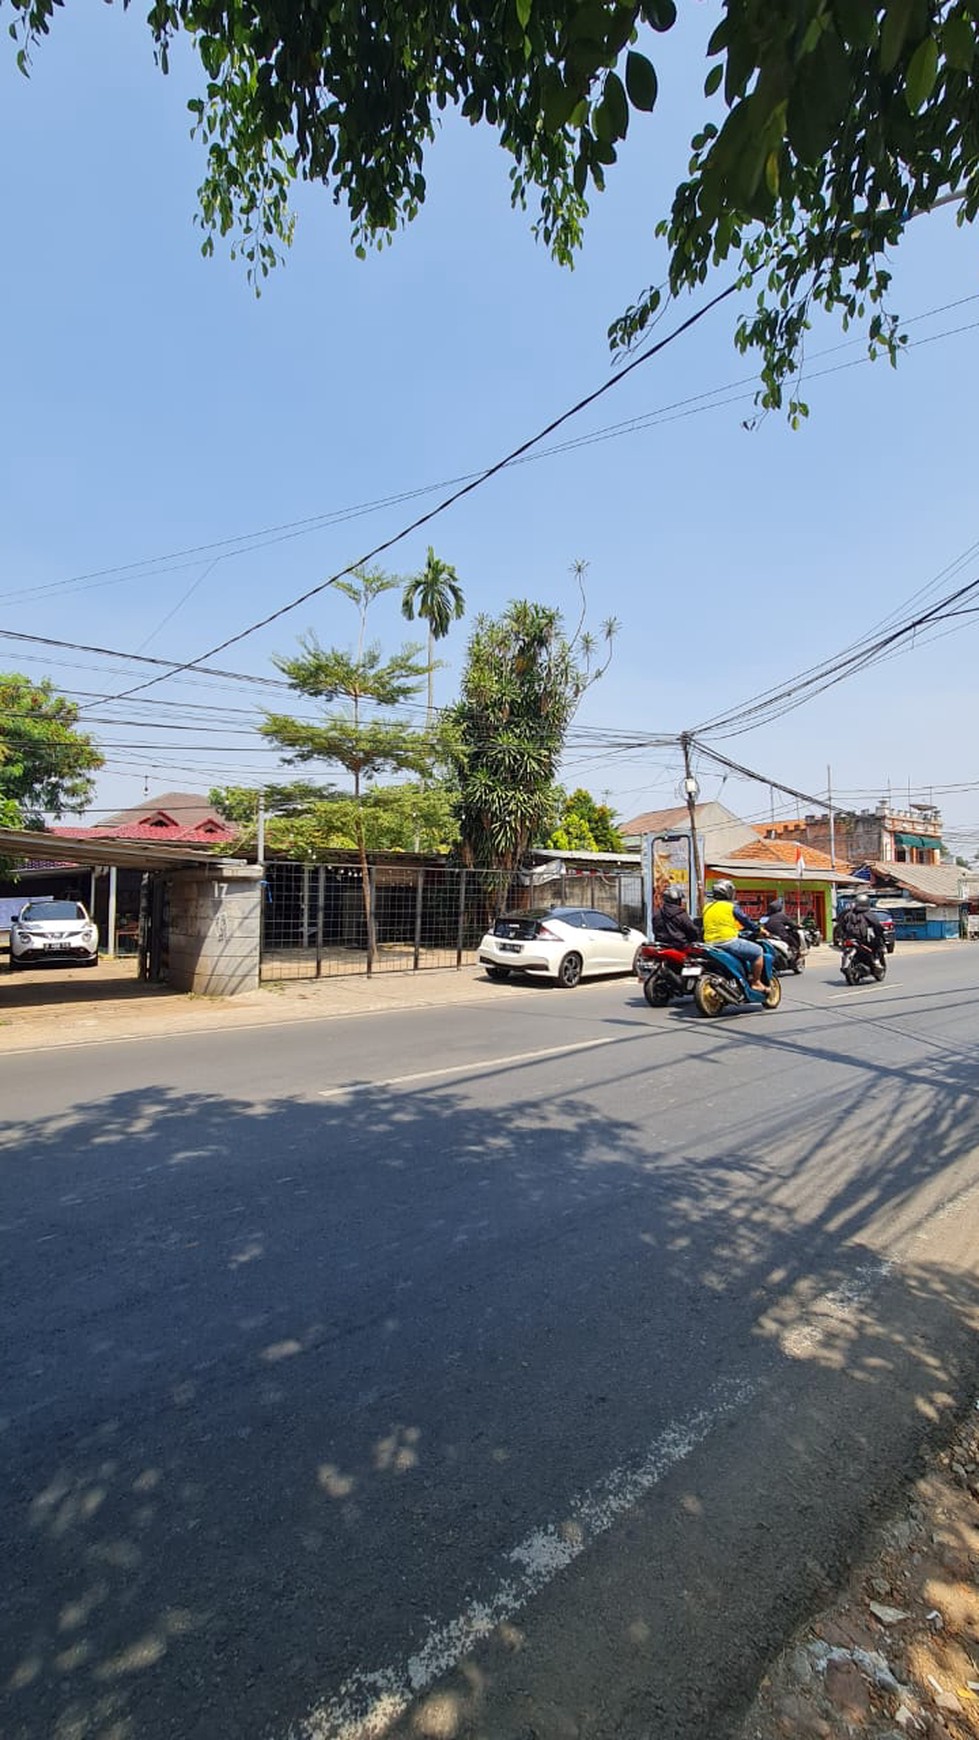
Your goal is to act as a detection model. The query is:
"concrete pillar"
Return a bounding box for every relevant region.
[164,862,263,995]
[105,864,118,958]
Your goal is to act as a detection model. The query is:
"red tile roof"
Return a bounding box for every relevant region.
[727,838,848,872]
[50,820,235,846]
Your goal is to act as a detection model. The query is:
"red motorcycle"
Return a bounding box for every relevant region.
[635,941,696,1007]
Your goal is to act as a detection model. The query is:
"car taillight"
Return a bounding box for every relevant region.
[536,924,559,940]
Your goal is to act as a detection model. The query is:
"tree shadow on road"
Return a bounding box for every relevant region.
[1,1001,979,1740]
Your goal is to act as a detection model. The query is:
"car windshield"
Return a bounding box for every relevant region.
[20,901,85,922]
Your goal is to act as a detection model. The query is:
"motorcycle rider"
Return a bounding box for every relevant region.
[764,896,802,957]
[653,885,701,949]
[701,879,765,988]
[834,891,886,964]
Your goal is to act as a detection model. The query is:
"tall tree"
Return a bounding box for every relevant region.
[401,548,465,723]
[210,779,459,856]
[0,673,103,827]
[10,3,978,406]
[546,788,626,853]
[260,569,436,966]
[449,599,617,871]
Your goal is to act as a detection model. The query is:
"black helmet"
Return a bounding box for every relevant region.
[663,886,683,904]
[854,891,870,910]
[712,879,735,901]
[767,897,784,915]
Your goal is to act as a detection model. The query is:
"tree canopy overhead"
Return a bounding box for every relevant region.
[9,1,978,407]
[0,673,104,827]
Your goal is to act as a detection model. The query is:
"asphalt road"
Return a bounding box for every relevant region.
[2,946,979,1740]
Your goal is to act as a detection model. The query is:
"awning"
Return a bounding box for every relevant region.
[0,826,242,873]
[893,832,943,850]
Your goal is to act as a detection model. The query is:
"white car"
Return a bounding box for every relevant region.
[9,898,99,970]
[478,905,647,989]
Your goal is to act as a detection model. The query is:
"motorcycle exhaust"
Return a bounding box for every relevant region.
[711,976,742,1006]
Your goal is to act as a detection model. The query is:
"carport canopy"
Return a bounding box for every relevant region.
[0,826,245,872]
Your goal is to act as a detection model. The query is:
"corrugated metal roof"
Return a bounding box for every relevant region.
[0,827,241,872]
[868,861,979,904]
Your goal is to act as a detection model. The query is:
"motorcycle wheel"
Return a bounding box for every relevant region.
[763,974,783,1009]
[842,967,855,985]
[694,976,727,1019]
[872,957,887,982]
[643,976,672,1007]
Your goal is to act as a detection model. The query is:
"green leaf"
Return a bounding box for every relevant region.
[625,50,658,111]
[703,63,723,98]
[641,0,676,31]
[787,28,852,163]
[602,69,628,137]
[880,0,915,74]
[542,74,579,133]
[764,149,780,197]
[515,0,531,27]
[834,0,877,49]
[943,11,975,71]
[905,34,938,109]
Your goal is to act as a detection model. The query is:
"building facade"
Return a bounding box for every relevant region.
[764,801,944,867]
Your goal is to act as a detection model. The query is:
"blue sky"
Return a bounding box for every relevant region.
[2,2,977,853]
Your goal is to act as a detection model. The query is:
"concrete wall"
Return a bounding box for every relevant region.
[166,864,262,995]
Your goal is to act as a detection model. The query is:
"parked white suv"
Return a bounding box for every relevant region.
[9,899,99,970]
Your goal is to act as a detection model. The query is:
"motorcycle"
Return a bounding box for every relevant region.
[767,926,807,976]
[801,917,821,949]
[840,937,886,985]
[635,941,695,1006]
[682,934,783,1019]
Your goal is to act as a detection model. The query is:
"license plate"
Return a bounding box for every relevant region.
[681,966,702,978]
[44,941,64,950]
[500,942,521,954]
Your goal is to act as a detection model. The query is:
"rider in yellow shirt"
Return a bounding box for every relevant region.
[701,880,765,988]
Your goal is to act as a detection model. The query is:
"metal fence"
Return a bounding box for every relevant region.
[259,859,644,981]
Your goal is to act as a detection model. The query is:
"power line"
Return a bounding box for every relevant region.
[85,284,742,709]
[6,291,976,614]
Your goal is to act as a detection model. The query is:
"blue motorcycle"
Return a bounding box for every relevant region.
[679,932,782,1019]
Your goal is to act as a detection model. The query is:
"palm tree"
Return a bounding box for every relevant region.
[401,548,465,723]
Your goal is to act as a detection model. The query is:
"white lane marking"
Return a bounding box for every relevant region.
[317,1036,625,1099]
[283,1376,756,1740]
[829,983,904,996]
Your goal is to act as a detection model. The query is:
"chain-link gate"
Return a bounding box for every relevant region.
[259,860,643,981]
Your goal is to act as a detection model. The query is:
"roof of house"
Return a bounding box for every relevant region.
[51,790,235,847]
[620,801,761,862]
[727,837,847,873]
[50,820,235,845]
[0,826,237,872]
[866,861,979,904]
[99,791,229,831]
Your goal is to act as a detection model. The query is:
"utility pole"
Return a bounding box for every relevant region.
[256,790,266,868]
[680,733,704,914]
[827,764,836,869]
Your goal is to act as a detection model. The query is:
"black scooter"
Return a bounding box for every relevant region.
[840,938,886,985]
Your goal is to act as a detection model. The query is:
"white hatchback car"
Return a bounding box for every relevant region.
[478,905,647,989]
[9,898,99,970]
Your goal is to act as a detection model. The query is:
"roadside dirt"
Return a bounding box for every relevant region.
[736,1400,979,1740]
[0,955,516,1051]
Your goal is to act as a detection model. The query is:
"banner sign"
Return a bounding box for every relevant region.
[642,832,697,931]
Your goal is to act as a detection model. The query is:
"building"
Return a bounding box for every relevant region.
[763,801,944,867]
[56,791,236,847]
[620,801,763,863]
[860,861,979,941]
[2,791,235,955]
[706,837,858,941]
